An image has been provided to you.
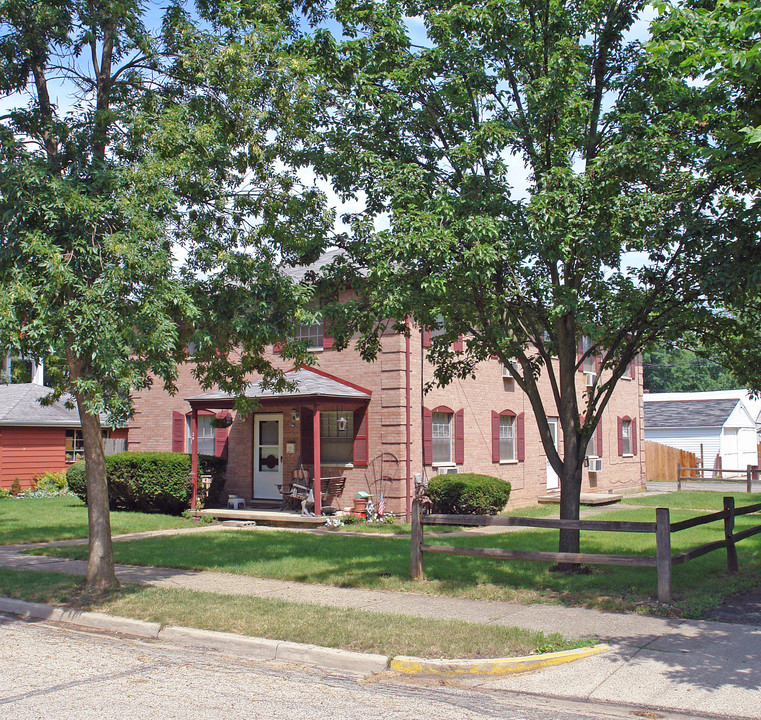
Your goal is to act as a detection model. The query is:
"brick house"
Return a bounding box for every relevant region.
[127,268,646,514]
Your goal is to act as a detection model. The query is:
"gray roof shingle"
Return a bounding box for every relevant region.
[0,383,82,427]
[644,399,741,429]
[186,367,370,404]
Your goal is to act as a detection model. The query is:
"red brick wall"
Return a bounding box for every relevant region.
[128,314,645,511]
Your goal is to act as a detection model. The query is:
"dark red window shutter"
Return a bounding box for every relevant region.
[172,411,185,452]
[353,406,369,466]
[629,357,637,380]
[453,335,464,352]
[576,339,584,370]
[617,416,623,456]
[422,407,432,465]
[300,407,313,463]
[516,413,525,461]
[491,411,500,463]
[595,353,601,374]
[631,418,638,455]
[454,409,464,464]
[422,328,432,347]
[214,412,229,459]
[273,342,284,354]
[596,417,604,457]
[322,320,334,350]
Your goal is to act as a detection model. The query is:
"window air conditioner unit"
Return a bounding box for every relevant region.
[440,466,458,475]
[588,458,602,473]
[584,371,597,388]
[502,363,513,379]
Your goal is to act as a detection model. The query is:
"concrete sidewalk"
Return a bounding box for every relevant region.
[2,531,761,719]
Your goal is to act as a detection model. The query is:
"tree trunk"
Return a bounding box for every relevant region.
[556,458,583,572]
[78,405,119,590]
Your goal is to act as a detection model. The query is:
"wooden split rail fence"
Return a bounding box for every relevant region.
[410,498,761,603]
[676,463,760,492]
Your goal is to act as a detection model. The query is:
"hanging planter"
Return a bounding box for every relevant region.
[210,412,233,429]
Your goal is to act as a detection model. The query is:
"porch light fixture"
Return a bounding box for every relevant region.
[291,409,299,427]
[337,416,348,433]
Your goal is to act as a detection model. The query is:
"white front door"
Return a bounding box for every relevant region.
[546,417,559,491]
[253,414,283,500]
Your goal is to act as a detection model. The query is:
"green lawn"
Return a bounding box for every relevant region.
[0,496,194,545]
[626,491,761,511]
[0,567,586,659]
[32,503,761,617]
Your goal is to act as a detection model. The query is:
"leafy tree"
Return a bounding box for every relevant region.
[650,1,761,392]
[0,0,328,589]
[644,346,739,393]
[307,0,761,562]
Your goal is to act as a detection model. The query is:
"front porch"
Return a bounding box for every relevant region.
[194,507,328,528]
[186,367,378,516]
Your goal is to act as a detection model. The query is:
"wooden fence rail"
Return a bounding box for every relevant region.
[676,463,760,492]
[410,498,761,603]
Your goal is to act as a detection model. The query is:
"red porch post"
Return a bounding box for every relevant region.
[190,407,199,510]
[312,403,322,516]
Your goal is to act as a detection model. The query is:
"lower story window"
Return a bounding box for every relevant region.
[432,412,453,464]
[65,429,84,463]
[621,419,632,455]
[187,415,215,456]
[320,410,354,465]
[500,415,515,461]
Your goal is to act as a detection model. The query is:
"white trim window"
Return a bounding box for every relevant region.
[432,412,453,464]
[187,415,215,456]
[500,414,515,461]
[621,419,632,456]
[293,321,323,350]
[65,429,84,463]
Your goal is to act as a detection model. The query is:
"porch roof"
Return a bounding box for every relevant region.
[185,367,371,409]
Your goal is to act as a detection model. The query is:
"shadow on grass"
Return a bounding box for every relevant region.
[30,508,761,615]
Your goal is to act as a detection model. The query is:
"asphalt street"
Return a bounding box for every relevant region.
[0,613,744,720]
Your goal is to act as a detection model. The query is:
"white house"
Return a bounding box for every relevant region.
[644,391,760,473]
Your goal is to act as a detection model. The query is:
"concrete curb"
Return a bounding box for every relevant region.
[390,642,610,678]
[0,597,387,675]
[0,596,605,679]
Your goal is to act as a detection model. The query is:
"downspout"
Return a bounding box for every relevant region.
[405,318,412,520]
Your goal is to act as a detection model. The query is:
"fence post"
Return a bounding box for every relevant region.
[723,496,738,574]
[747,465,753,494]
[677,462,681,492]
[656,507,672,603]
[411,499,424,581]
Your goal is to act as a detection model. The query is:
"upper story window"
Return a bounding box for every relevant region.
[432,411,452,464]
[581,335,596,373]
[292,320,323,351]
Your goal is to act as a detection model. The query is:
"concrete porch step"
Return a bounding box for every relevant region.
[197,508,327,528]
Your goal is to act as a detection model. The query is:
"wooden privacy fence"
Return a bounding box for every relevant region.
[676,463,760,492]
[645,441,698,483]
[410,498,761,603]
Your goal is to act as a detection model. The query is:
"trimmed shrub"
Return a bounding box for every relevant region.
[66,452,227,515]
[426,473,511,515]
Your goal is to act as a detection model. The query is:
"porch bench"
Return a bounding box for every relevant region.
[320,475,346,508]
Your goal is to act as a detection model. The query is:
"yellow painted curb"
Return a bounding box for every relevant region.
[390,642,610,678]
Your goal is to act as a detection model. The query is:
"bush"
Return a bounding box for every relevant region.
[426,473,511,515]
[66,452,227,515]
[10,478,21,496]
[33,470,68,493]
